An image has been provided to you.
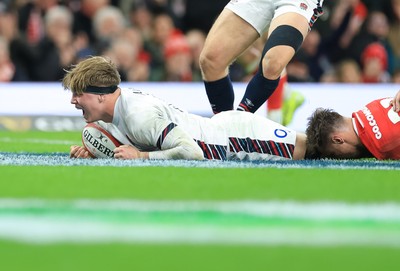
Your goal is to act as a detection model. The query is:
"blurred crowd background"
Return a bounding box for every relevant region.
[0,0,400,84]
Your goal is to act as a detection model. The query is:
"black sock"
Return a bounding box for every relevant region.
[204,75,234,114]
[237,72,280,113]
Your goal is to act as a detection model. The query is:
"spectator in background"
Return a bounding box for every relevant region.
[297,29,323,81]
[105,38,137,81]
[17,0,59,45]
[128,2,154,44]
[286,52,314,82]
[185,29,206,82]
[293,1,367,83]
[146,12,180,81]
[1,0,398,83]
[105,27,150,82]
[121,27,151,81]
[0,8,31,81]
[286,29,322,82]
[360,42,391,83]
[388,0,400,74]
[32,5,77,81]
[392,69,400,83]
[182,0,229,33]
[348,10,393,71]
[118,0,143,18]
[330,0,367,51]
[328,0,367,60]
[72,0,109,45]
[335,58,362,83]
[92,5,127,54]
[319,69,338,83]
[0,36,15,81]
[163,33,193,81]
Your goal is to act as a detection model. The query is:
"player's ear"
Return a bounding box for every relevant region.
[98,94,105,103]
[331,135,344,144]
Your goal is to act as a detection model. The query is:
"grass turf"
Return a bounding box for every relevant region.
[0,131,399,271]
[1,166,399,202]
[1,241,399,271]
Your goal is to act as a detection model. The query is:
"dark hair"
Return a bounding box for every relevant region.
[305,108,344,159]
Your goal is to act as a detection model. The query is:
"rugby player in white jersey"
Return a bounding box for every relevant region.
[65,56,307,161]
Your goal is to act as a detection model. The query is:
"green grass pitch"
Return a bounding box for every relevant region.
[0,130,399,271]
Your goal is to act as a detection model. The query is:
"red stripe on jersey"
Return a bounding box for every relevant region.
[229,137,241,152]
[200,141,212,159]
[251,139,260,152]
[269,141,280,156]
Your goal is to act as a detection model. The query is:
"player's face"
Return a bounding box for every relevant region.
[70,93,103,123]
[324,142,369,159]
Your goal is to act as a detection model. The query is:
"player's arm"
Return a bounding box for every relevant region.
[114,124,204,160]
[114,111,204,160]
[148,125,204,160]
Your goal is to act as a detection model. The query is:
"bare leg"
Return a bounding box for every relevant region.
[199,9,259,113]
[200,9,260,81]
[238,12,310,113]
[261,13,309,80]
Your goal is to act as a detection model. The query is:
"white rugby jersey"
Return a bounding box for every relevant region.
[98,88,297,161]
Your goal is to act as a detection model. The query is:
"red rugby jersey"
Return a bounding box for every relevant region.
[352,98,400,160]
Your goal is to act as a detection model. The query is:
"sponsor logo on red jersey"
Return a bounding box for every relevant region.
[361,107,382,139]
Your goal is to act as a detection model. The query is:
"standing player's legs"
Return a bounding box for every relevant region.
[199,8,259,114]
[267,69,287,124]
[237,12,310,113]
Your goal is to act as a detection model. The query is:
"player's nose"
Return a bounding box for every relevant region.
[70,95,77,104]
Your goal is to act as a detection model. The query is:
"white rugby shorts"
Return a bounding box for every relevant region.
[226,0,324,34]
[210,111,297,160]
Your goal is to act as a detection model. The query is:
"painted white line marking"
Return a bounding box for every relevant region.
[0,137,80,145]
[0,199,399,246]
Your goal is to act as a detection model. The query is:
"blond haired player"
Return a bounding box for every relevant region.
[65,56,307,161]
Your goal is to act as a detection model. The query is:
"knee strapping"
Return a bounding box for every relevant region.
[264,25,304,53]
[258,25,304,73]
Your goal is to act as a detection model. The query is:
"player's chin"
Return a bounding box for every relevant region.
[83,114,94,123]
[82,110,94,123]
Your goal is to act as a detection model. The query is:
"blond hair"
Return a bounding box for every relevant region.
[62,56,121,95]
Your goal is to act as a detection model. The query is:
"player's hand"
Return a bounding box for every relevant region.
[70,145,92,159]
[392,91,400,113]
[114,145,147,159]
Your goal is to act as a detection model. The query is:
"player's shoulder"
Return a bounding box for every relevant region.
[120,88,165,105]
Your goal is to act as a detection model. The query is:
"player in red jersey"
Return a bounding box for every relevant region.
[305,97,400,160]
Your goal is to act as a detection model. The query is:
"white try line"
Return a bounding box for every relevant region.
[1,198,400,221]
[1,153,400,170]
[0,217,399,247]
[0,137,80,145]
[0,199,399,247]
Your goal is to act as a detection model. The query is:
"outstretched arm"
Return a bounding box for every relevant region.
[114,126,204,160]
[71,122,204,160]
